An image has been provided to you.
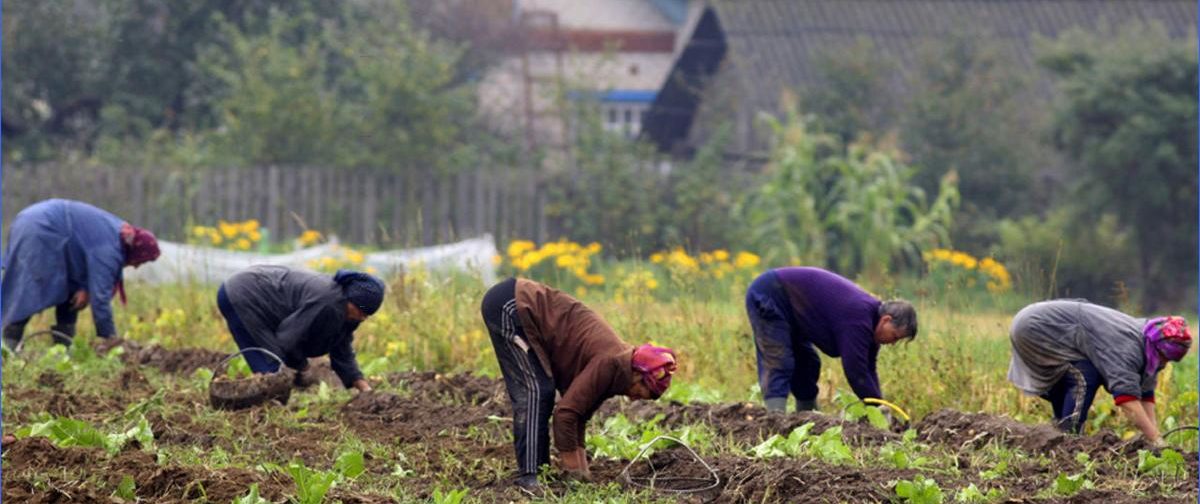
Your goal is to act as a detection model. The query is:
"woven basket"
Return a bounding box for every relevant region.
[209,347,294,411]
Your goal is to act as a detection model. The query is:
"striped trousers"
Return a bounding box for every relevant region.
[481,278,555,477]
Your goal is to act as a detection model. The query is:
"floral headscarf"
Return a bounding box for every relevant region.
[1143,316,1192,374]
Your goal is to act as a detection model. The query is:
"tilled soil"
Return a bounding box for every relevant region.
[5,343,1196,502]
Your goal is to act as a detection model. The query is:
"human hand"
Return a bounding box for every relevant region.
[352,379,372,392]
[558,448,592,481]
[71,290,89,311]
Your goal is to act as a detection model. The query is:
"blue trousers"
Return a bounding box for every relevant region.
[482,278,555,478]
[746,271,821,403]
[1041,360,1104,434]
[216,285,280,373]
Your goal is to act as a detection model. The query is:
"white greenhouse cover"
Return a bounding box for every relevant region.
[124,235,498,285]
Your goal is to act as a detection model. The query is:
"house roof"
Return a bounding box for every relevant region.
[641,0,1197,152]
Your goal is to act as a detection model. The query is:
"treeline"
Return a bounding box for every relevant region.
[3,2,1196,309]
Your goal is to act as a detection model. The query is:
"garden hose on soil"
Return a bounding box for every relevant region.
[9,329,73,358]
[863,398,911,425]
[619,435,720,494]
[1162,426,1199,441]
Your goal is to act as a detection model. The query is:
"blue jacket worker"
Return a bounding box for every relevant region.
[2,199,160,350]
[745,266,917,412]
[217,265,384,391]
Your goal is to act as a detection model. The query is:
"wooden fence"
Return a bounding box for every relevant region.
[2,164,554,246]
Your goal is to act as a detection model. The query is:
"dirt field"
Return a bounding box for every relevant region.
[3,341,1195,503]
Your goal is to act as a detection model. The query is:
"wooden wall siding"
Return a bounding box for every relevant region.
[2,164,550,247]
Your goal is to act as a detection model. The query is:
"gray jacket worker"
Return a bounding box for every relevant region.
[216,265,385,391]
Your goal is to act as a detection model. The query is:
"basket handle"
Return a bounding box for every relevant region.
[218,347,286,371]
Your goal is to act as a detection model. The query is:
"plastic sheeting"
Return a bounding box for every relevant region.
[124,235,498,285]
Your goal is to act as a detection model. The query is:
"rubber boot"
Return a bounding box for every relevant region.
[765,397,788,412]
[50,323,75,347]
[2,325,23,352]
[795,399,818,412]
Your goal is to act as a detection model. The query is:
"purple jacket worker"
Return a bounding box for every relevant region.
[745,267,917,412]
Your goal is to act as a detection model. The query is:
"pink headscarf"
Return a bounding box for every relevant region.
[1144,316,1192,374]
[632,344,678,398]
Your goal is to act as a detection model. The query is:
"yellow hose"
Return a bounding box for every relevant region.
[863,398,911,423]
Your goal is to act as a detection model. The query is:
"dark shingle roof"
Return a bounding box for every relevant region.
[642,0,1197,152]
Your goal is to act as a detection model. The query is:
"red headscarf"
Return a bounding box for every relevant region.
[122,225,160,266]
[632,344,678,397]
[114,224,161,304]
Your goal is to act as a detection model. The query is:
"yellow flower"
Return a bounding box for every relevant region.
[575,286,588,297]
[210,233,223,246]
[236,238,252,250]
[240,219,260,233]
[584,274,606,286]
[734,251,761,269]
[585,242,602,254]
[555,255,577,269]
[298,229,323,246]
[713,249,730,262]
[507,240,536,258]
[645,278,659,290]
[248,230,262,242]
[649,252,664,264]
[191,226,210,237]
[492,254,503,266]
[218,220,239,239]
[345,249,365,265]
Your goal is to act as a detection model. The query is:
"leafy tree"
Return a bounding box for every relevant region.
[902,33,1045,251]
[192,1,476,171]
[1,0,342,160]
[1037,22,1198,309]
[545,99,666,253]
[800,37,898,146]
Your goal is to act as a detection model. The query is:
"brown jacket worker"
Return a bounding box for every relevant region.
[481,277,677,495]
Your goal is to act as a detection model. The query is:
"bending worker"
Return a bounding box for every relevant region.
[480,277,677,496]
[1008,299,1191,445]
[745,266,916,412]
[2,199,160,350]
[217,264,383,392]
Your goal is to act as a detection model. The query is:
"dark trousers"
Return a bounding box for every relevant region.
[746,271,821,402]
[1041,360,1104,434]
[217,284,279,373]
[482,277,555,477]
[6,302,79,334]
